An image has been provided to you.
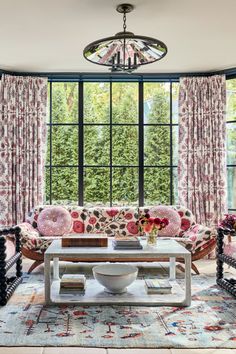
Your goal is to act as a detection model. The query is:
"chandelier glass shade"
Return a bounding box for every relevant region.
[83,4,167,73]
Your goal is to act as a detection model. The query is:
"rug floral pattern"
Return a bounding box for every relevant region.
[0,273,236,348]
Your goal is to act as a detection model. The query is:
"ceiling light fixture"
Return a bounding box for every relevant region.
[83,3,168,73]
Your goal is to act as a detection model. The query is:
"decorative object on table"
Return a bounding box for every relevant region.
[0,226,22,306]
[112,235,142,250]
[83,3,167,73]
[61,234,108,247]
[145,279,172,294]
[37,206,72,236]
[219,214,236,231]
[93,264,138,294]
[59,274,86,295]
[138,214,169,247]
[217,215,236,298]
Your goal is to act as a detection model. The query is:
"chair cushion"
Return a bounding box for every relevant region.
[182,223,215,253]
[37,206,72,236]
[149,205,181,236]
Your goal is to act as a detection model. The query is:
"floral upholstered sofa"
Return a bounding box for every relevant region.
[18,204,216,274]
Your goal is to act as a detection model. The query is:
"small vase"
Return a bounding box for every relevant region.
[147,230,158,247]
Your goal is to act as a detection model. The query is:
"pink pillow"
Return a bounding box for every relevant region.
[37,206,72,236]
[149,206,181,237]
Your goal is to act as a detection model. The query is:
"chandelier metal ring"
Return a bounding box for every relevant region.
[83,3,168,73]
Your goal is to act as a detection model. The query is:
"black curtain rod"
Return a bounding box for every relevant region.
[0,67,236,81]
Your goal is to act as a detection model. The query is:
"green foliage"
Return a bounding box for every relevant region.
[45,81,177,206]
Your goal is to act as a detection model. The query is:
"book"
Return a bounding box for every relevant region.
[112,240,143,250]
[114,236,140,243]
[60,274,86,290]
[59,287,86,295]
[61,234,108,247]
[145,279,172,294]
[61,274,86,283]
[113,236,141,248]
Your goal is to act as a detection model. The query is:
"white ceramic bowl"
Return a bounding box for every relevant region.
[93,264,138,294]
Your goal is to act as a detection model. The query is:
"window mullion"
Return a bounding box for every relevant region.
[139,81,144,206]
[78,81,84,206]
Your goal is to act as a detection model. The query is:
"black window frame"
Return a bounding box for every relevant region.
[45,79,178,207]
[226,78,236,213]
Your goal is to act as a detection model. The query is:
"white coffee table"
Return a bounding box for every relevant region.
[44,239,191,306]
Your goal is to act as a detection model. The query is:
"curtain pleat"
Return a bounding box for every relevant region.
[178,75,227,226]
[0,74,47,225]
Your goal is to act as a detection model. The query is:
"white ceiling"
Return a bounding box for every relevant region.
[0,0,235,74]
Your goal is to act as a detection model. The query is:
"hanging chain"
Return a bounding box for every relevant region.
[123,11,127,33]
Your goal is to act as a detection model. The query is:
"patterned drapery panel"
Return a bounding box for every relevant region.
[0,74,47,226]
[178,75,227,227]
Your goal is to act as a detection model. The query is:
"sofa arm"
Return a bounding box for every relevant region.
[17,222,41,249]
[182,224,216,254]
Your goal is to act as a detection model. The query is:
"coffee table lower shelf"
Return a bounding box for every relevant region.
[49,279,186,306]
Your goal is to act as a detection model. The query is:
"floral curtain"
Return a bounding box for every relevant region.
[0,74,47,226]
[178,75,227,227]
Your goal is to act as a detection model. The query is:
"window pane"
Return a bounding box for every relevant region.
[172,125,179,165]
[84,168,110,206]
[226,79,236,122]
[172,83,179,124]
[227,123,236,165]
[51,168,78,204]
[46,126,50,165]
[144,168,170,205]
[52,83,78,123]
[227,167,236,209]
[47,83,50,123]
[113,168,138,206]
[112,83,138,123]
[84,126,110,166]
[84,83,110,123]
[144,83,170,124]
[112,126,138,165]
[144,126,170,166]
[173,167,178,204]
[51,126,78,166]
[45,168,50,203]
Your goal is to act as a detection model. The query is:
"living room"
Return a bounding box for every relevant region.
[0,0,236,353]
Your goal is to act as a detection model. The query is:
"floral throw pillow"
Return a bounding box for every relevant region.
[84,207,139,236]
[26,205,88,234]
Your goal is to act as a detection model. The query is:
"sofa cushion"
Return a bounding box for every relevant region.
[68,207,88,234]
[37,206,72,236]
[173,205,195,235]
[84,207,139,236]
[149,206,181,236]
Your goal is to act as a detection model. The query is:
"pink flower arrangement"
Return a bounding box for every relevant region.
[138,213,169,234]
[219,214,236,231]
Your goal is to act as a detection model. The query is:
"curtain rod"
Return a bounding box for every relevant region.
[0,67,236,81]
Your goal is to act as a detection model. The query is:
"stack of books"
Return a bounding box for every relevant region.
[145,279,172,294]
[112,236,143,250]
[59,274,86,295]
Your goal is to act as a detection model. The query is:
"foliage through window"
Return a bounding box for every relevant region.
[45,81,179,207]
[226,78,236,212]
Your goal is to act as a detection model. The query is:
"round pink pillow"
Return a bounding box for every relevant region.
[37,206,72,236]
[149,206,181,237]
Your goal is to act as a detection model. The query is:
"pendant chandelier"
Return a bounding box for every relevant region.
[83,3,168,73]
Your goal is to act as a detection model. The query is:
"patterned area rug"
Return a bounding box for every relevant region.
[0,272,236,348]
